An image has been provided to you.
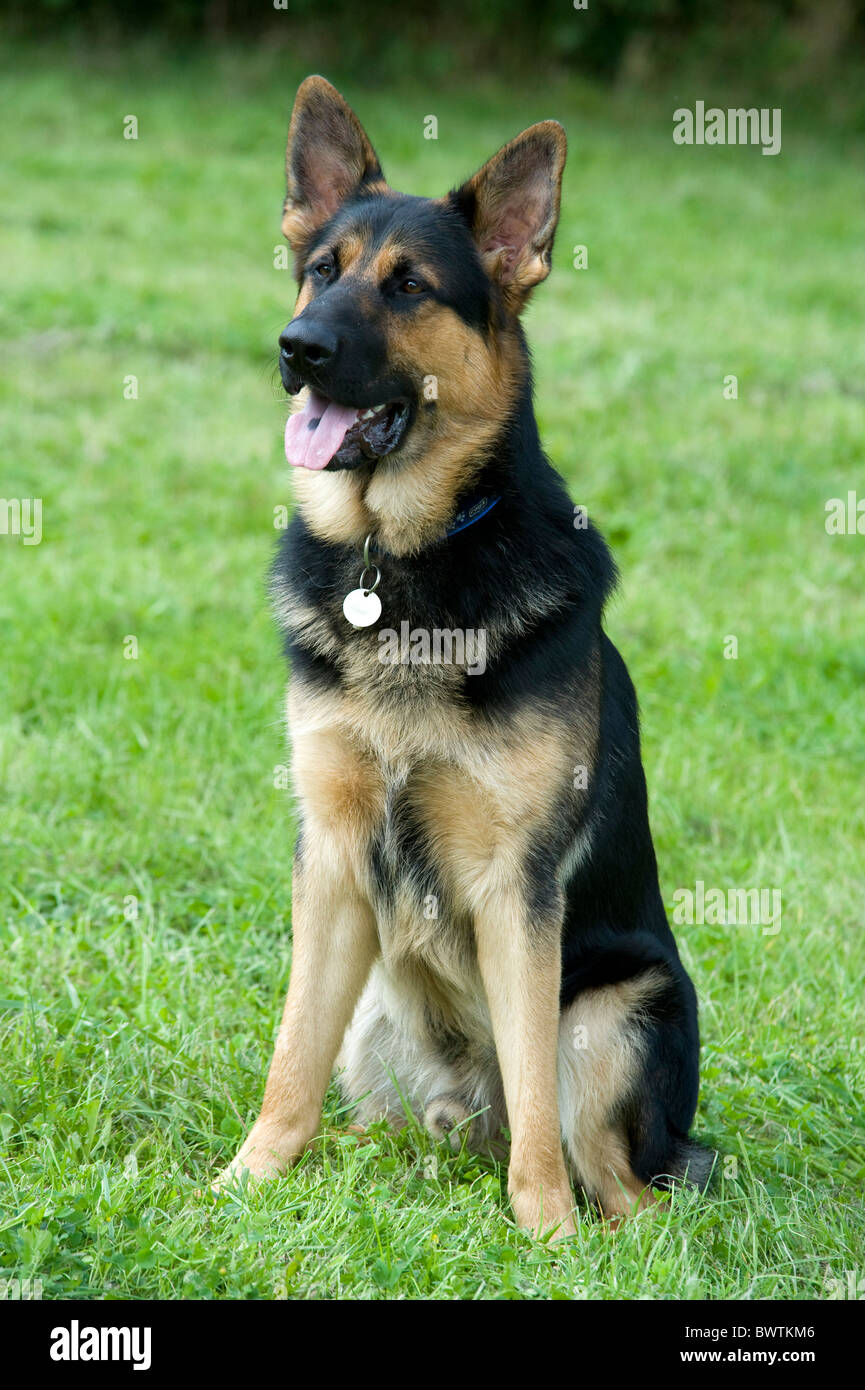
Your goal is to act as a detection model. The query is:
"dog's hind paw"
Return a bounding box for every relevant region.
[424,1093,472,1151]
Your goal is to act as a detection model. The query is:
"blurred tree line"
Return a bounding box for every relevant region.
[4,0,864,82]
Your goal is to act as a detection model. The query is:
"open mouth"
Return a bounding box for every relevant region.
[284,391,410,471]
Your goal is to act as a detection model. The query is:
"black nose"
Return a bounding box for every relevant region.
[279,319,338,373]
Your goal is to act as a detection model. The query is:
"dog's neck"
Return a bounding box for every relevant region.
[288,430,493,557]
[289,343,534,558]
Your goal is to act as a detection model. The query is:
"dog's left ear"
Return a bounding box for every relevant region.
[449,121,567,311]
[282,75,385,251]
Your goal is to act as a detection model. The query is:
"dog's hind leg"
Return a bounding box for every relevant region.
[337,966,475,1134]
[557,966,713,1220]
[337,966,508,1152]
[336,968,432,1130]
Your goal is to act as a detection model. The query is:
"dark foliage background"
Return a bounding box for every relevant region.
[5,0,865,85]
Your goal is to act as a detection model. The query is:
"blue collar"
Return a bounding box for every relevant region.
[445,492,501,538]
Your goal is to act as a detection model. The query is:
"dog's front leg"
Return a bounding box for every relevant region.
[475,893,575,1240]
[217,834,378,1187]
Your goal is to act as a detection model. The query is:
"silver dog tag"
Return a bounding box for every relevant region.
[343,587,382,628]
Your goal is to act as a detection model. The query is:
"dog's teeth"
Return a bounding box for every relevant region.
[372,403,385,411]
[360,409,375,420]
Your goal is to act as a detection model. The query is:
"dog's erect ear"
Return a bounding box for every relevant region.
[282,76,385,251]
[449,121,567,311]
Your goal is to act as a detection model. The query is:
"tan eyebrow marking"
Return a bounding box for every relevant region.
[371,239,441,290]
[336,231,367,273]
[305,231,367,276]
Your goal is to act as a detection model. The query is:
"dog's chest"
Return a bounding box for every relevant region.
[353,711,515,927]
[367,753,487,1016]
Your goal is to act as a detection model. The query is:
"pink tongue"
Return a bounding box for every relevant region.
[284,391,360,470]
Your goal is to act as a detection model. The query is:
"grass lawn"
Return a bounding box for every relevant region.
[1,39,863,1300]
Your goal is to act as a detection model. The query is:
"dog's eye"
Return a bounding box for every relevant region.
[313,260,334,280]
[399,277,423,295]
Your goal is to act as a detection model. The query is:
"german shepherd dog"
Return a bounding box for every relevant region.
[218,76,713,1235]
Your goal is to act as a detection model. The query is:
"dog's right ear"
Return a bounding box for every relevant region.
[282,76,385,251]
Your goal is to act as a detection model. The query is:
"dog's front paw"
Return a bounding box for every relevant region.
[510,1181,577,1242]
[212,1123,306,1194]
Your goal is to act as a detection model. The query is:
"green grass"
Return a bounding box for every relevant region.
[1,40,864,1300]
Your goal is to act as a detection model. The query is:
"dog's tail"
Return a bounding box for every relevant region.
[655,1137,717,1193]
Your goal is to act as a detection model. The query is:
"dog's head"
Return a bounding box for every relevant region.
[279,77,566,474]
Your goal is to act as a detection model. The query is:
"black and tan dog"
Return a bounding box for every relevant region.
[218,76,713,1235]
